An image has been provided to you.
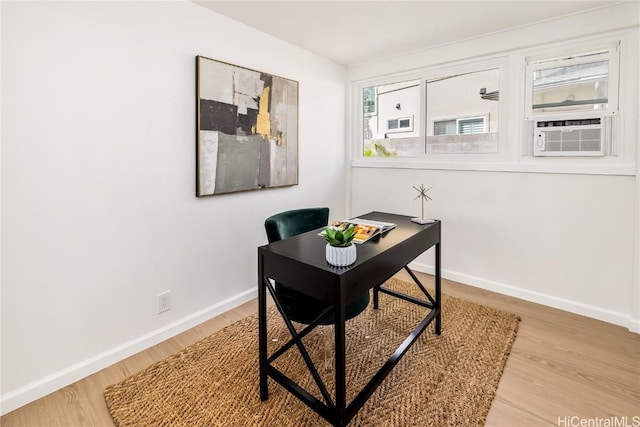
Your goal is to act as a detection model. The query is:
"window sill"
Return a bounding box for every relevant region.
[351,158,636,176]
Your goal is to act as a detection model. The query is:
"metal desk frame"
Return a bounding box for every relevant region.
[258,212,441,426]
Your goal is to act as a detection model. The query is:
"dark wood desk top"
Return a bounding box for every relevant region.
[259,211,440,304]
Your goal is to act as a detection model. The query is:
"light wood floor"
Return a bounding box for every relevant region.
[2,271,639,426]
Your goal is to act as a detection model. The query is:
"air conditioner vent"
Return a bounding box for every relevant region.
[533,115,604,156]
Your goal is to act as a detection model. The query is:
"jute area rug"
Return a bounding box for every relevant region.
[104,278,519,426]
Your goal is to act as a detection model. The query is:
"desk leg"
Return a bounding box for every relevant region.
[334,299,347,426]
[435,242,442,335]
[373,285,379,309]
[258,253,268,400]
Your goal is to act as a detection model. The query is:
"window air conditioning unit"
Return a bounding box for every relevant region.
[533,114,605,156]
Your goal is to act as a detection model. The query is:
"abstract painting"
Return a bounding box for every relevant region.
[196,56,299,197]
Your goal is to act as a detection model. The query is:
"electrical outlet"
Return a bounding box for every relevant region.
[157,291,171,313]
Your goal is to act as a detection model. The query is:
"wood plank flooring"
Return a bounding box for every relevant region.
[2,271,639,426]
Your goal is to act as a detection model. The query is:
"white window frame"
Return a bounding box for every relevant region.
[353,58,507,163]
[357,73,426,159]
[386,116,414,134]
[524,43,620,120]
[521,39,624,160]
[350,30,636,176]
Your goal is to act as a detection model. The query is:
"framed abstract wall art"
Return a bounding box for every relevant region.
[196,56,299,197]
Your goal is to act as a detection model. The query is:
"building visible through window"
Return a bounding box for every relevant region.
[426,68,499,154]
[361,69,499,157]
[362,79,421,157]
[434,117,486,135]
[532,59,609,113]
[526,47,618,116]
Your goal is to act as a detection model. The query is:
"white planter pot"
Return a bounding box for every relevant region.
[326,243,356,267]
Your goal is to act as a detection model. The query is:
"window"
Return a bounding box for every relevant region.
[426,68,499,154]
[525,46,619,116]
[458,117,486,134]
[524,44,620,158]
[434,116,486,135]
[362,79,421,157]
[353,33,634,175]
[533,60,608,111]
[433,120,456,136]
[387,117,413,133]
[361,68,499,158]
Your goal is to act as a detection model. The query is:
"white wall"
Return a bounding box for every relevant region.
[348,3,639,332]
[0,0,347,413]
[351,169,635,324]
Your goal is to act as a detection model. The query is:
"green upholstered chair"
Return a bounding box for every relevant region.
[264,208,370,325]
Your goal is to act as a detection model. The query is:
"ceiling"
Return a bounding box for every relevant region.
[195,1,620,66]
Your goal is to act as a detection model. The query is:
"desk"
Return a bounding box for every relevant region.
[258,211,441,426]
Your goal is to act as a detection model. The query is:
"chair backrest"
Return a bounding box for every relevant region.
[263,207,369,324]
[265,207,329,243]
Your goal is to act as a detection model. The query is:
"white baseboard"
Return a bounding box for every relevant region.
[3,266,637,416]
[0,287,257,416]
[409,261,639,333]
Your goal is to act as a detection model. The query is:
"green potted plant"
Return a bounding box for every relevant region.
[323,225,357,267]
